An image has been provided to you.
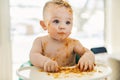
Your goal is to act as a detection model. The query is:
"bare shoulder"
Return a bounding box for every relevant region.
[33,35,48,44]
[68,37,80,43]
[68,37,84,48]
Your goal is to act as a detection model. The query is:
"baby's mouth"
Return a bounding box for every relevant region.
[57,32,65,34]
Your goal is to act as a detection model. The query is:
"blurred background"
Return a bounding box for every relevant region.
[0,0,120,80]
[10,0,104,79]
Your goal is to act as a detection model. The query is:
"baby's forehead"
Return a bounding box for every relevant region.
[44,2,73,13]
[43,1,73,21]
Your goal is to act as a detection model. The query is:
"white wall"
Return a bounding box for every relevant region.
[105,0,120,54]
[105,1,120,80]
[0,0,12,80]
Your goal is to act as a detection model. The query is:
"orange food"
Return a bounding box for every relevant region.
[39,65,96,78]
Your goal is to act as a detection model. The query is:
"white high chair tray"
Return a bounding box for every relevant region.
[17,63,111,80]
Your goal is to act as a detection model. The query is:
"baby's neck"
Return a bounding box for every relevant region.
[47,35,67,43]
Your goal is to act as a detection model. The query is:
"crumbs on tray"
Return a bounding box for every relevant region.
[38,65,101,78]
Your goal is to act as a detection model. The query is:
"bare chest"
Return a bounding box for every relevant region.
[43,43,74,58]
[42,42,76,66]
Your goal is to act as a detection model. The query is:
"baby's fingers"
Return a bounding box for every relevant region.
[47,65,51,72]
[78,62,84,71]
[54,62,59,72]
[43,59,52,72]
[83,62,88,71]
[51,62,59,72]
[44,62,49,72]
[88,63,94,71]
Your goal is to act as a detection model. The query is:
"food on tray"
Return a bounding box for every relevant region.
[38,65,102,78]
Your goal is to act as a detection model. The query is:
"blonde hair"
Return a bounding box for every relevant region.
[43,0,72,20]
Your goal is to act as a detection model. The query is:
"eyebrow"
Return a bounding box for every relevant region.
[52,16,72,21]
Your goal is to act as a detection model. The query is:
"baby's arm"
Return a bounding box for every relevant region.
[29,37,59,72]
[74,40,95,71]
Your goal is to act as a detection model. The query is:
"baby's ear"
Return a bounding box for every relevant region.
[40,21,47,30]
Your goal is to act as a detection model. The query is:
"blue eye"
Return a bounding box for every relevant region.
[53,20,59,24]
[66,21,70,25]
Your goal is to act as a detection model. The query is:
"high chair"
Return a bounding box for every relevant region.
[18,46,108,80]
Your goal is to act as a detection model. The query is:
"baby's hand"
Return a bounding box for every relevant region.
[77,52,95,71]
[44,59,59,72]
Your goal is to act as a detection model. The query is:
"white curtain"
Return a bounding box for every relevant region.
[105,0,120,53]
[105,0,120,80]
[0,0,12,80]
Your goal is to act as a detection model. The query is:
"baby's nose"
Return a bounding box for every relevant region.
[58,24,65,29]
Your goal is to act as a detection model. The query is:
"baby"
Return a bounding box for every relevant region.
[30,0,95,72]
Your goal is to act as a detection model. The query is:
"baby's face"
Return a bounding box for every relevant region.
[45,4,73,41]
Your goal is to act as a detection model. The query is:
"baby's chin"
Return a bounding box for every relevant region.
[51,34,71,41]
[57,34,71,41]
[54,37,68,42]
[57,38,66,41]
